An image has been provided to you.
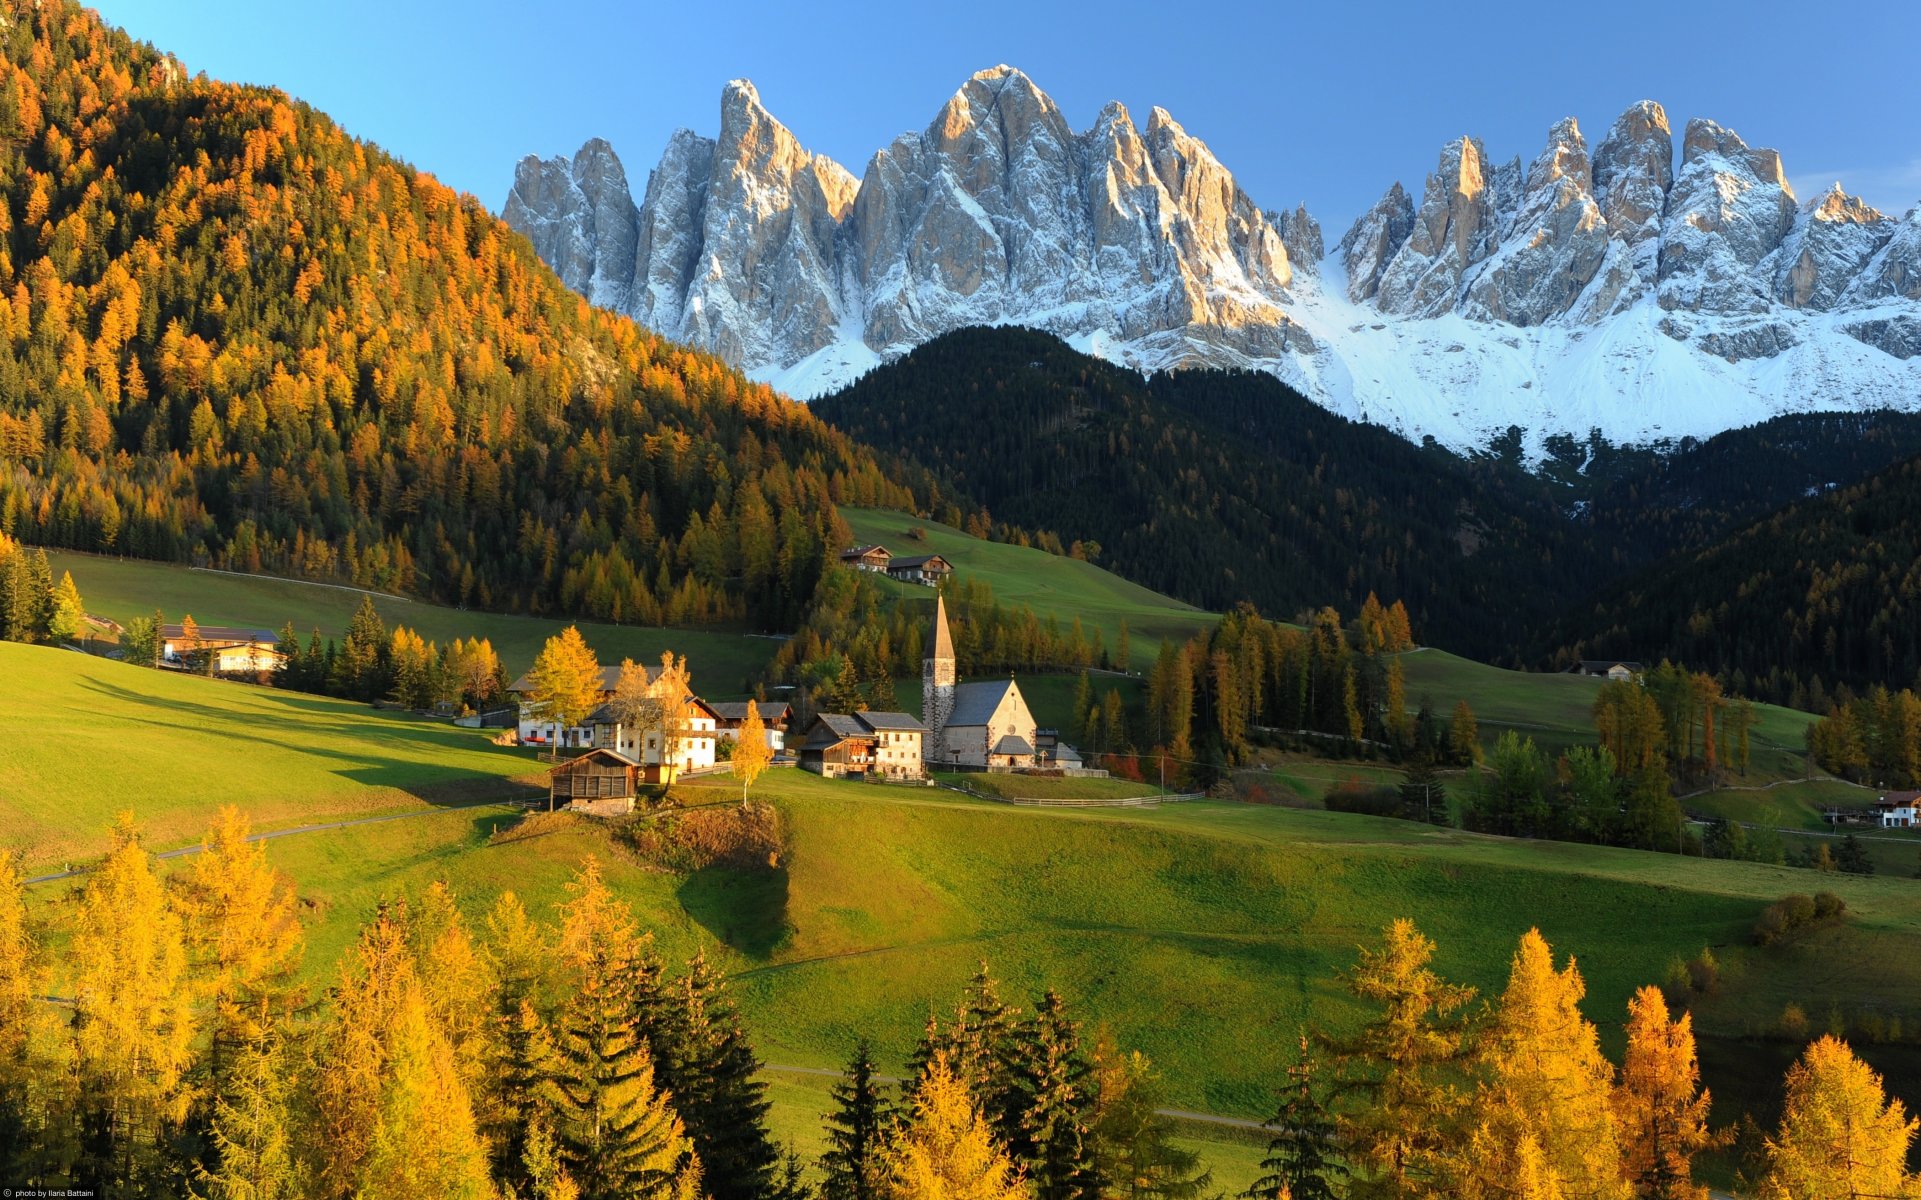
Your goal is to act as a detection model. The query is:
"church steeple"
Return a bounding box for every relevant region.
[923,592,957,761]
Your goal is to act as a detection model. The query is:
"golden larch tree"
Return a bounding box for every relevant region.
[526,626,604,756]
[1759,1035,1918,1200]
[356,986,495,1200]
[881,1055,1028,1200]
[734,700,774,801]
[1614,986,1718,1200]
[1462,928,1629,1200]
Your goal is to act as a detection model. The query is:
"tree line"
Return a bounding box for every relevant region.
[1807,685,1921,788]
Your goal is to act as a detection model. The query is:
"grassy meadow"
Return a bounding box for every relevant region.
[40,547,779,694]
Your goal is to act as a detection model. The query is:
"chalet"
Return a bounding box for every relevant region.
[1571,660,1645,682]
[1034,728,1081,768]
[799,713,877,779]
[840,544,893,573]
[1876,791,1921,828]
[160,624,284,675]
[856,711,927,780]
[885,554,953,587]
[584,695,720,784]
[709,701,791,754]
[546,748,640,816]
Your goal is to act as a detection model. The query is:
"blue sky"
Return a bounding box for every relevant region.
[101,1,1921,237]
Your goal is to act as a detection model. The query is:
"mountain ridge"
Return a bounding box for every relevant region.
[505,68,1921,455]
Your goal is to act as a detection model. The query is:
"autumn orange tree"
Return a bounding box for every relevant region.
[1758,1035,1920,1200]
[1613,987,1719,1200]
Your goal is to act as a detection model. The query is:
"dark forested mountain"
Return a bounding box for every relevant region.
[812,327,1575,660]
[815,326,1921,681]
[0,0,925,632]
[1554,454,1921,707]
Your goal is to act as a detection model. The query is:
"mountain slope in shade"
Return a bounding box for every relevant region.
[507,72,1921,454]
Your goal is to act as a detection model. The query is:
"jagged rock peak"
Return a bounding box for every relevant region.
[1681,117,1791,192]
[502,138,639,311]
[1338,181,1415,303]
[1591,100,1672,276]
[1808,182,1886,225]
[1277,204,1323,269]
[1373,136,1499,318]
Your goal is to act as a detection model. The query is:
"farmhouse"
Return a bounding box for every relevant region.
[922,593,1038,769]
[840,544,893,573]
[160,624,283,675]
[1571,660,1645,681]
[1876,791,1921,828]
[584,694,720,784]
[546,747,640,816]
[886,554,953,587]
[508,663,623,748]
[799,713,876,779]
[857,711,927,780]
[709,701,791,754]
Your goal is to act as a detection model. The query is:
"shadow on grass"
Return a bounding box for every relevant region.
[677,862,792,962]
[76,675,541,806]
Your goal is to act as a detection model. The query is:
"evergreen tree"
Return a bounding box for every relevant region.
[1085,1034,1212,1200]
[1017,990,1095,1200]
[47,570,83,643]
[820,1040,895,1200]
[271,622,301,690]
[1249,1034,1346,1200]
[658,952,780,1200]
[1399,760,1447,825]
[1448,701,1481,765]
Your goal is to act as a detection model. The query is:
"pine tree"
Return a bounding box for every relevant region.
[1462,929,1629,1200]
[1399,760,1447,825]
[820,1040,895,1200]
[1759,1035,1918,1200]
[484,891,556,1190]
[1249,1034,1346,1200]
[658,951,780,1200]
[1449,701,1481,765]
[880,1056,1026,1200]
[1614,986,1717,1200]
[1324,918,1475,1200]
[1017,990,1094,1200]
[550,862,699,1200]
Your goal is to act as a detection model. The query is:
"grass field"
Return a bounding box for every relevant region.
[935,772,1171,801]
[0,642,542,864]
[840,508,1216,672]
[41,547,779,694]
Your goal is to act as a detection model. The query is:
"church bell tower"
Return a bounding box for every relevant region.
[923,592,956,759]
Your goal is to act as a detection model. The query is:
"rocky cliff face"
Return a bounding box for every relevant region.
[507,73,1921,453]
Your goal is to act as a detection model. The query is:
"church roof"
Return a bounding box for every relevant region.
[991,735,1035,757]
[928,592,954,663]
[947,678,1021,727]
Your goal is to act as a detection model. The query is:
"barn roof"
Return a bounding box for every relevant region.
[709,700,791,722]
[549,747,638,773]
[810,713,871,741]
[161,624,279,644]
[947,678,1021,727]
[888,554,950,571]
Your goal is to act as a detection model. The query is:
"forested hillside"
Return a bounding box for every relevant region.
[0,0,932,631]
[1558,454,1921,706]
[812,327,1574,660]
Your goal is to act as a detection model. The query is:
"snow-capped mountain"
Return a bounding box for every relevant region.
[503,67,1921,453]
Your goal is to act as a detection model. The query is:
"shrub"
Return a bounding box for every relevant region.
[1778,1003,1809,1040]
[1686,947,1720,994]
[620,800,784,872]
[1813,891,1847,920]
[1753,891,1842,945]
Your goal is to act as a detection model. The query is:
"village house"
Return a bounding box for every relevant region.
[885,554,954,587]
[584,695,720,784]
[840,544,893,573]
[508,664,623,748]
[160,624,284,675]
[922,594,1039,770]
[1571,660,1645,681]
[545,747,640,816]
[1876,791,1920,828]
[799,713,877,779]
[799,710,927,780]
[709,701,791,754]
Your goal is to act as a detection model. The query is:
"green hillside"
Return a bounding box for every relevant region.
[41,547,780,693]
[840,506,1215,671]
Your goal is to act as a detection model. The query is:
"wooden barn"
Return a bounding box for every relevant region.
[547,748,640,815]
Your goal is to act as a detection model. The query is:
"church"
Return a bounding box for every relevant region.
[922,593,1039,769]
